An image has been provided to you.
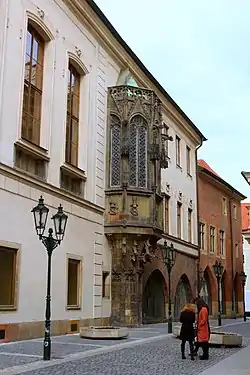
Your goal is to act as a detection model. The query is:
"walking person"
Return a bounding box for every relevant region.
[179,303,196,360]
[195,298,210,360]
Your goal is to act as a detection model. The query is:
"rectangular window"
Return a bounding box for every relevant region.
[210,226,215,253]
[222,197,227,215]
[67,258,81,309]
[188,208,192,242]
[22,24,44,145]
[102,272,110,298]
[66,63,80,167]
[219,230,225,256]
[0,248,17,309]
[176,135,181,166]
[162,123,169,158]
[177,202,182,238]
[233,204,237,219]
[165,196,170,234]
[235,243,239,259]
[186,146,191,175]
[199,223,205,250]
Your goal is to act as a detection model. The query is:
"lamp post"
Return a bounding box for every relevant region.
[239,270,247,322]
[163,241,177,333]
[213,260,224,326]
[199,268,205,295]
[31,196,68,361]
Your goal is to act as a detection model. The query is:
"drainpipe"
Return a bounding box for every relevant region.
[195,139,204,297]
[229,196,235,314]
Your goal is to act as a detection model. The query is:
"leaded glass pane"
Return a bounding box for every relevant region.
[138,125,147,187]
[110,115,121,187]
[129,115,147,188]
[129,123,137,186]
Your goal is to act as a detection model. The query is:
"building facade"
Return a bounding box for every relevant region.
[241,203,250,312]
[198,160,246,317]
[0,0,206,342]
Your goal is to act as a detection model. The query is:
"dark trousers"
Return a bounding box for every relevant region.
[194,341,209,359]
[181,340,194,357]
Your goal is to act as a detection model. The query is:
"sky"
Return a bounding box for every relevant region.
[95,0,250,201]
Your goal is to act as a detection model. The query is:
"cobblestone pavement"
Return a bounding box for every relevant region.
[0,319,249,375]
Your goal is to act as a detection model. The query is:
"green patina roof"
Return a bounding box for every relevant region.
[117,69,139,87]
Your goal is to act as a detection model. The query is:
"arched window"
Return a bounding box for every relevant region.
[129,115,147,188]
[110,115,121,187]
[22,22,45,145]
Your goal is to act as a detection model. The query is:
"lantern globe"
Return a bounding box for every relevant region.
[31,196,49,237]
[52,204,68,242]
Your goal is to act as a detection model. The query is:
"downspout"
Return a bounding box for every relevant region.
[195,139,204,297]
[229,196,235,314]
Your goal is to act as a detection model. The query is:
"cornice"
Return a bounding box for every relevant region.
[62,0,204,146]
[0,162,104,215]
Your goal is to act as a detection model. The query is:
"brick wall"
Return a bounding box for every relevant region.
[198,169,244,317]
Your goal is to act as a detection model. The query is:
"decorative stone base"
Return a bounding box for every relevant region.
[0,317,110,343]
[80,326,129,340]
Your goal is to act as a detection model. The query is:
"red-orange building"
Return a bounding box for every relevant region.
[198,160,246,317]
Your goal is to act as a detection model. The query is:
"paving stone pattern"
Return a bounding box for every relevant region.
[21,337,243,375]
[0,320,249,375]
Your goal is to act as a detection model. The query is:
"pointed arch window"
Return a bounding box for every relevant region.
[129,115,147,188]
[110,115,121,187]
[22,23,44,145]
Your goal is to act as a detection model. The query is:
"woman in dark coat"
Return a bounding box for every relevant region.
[179,303,196,360]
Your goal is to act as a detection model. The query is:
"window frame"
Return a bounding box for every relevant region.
[0,243,20,311]
[164,195,170,234]
[177,201,182,238]
[209,226,216,253]
[21,23,45,146]
[199,222,206,251]
[65,62,82,167]
[176,135,181,167]
[186,145,191,175]
[219,229,225,256]
[66,255,82,310]
[188,208,192,243]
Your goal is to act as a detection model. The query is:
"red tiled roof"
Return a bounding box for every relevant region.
[197,159,220,177]
[241,202,250,231]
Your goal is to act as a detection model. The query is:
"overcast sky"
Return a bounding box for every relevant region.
[95,0,250,201]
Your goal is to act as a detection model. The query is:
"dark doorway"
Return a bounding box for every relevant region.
[142,270,166,324]
[174,275,192,319]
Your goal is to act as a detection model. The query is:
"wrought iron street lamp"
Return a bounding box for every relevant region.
[163,241,177,333]
[213,260,224,326]
[32,196,68,361]
[239,270,247,322]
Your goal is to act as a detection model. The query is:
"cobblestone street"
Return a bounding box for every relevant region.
[0,320,249,375]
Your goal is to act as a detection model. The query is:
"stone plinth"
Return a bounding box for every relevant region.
[80,326,129,340]
[172,325,243,347]
[209,331,243,347]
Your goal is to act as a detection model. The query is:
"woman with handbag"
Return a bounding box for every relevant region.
[194,298,210,360]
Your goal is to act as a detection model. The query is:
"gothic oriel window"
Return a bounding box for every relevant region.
[110,115,121,187]
[129,115,147,188]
